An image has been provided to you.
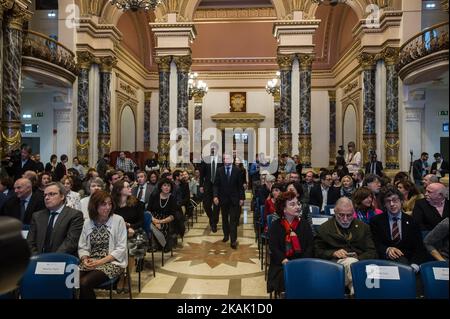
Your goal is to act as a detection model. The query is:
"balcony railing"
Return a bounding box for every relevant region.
[22,30,79,75]
[397,22,449,72]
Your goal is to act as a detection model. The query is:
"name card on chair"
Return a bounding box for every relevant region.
[312,217,329,225]
[366,265,400,280]
[35,262,66,275]
[433,267,449,281]
[21,231,29,239]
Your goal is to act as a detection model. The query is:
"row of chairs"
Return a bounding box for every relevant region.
[284,258,449,299]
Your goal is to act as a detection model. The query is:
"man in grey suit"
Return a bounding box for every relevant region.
[132,170,153,210]
[27,182,83,256]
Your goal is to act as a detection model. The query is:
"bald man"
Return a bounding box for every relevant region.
[412,183,449,231]
[315,197,377,294]
[0,178,45,225]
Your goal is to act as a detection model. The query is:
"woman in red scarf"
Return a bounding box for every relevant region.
[267,191,314,297]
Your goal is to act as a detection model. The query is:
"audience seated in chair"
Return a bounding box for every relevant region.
[267,191,314,296]
[314,197,377,294]
[78,190,128,299]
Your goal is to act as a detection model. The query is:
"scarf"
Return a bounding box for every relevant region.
[281,217,302,258]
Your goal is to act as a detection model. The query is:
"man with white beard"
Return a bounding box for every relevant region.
[315,197,377,294]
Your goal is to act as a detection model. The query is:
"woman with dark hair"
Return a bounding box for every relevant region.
[264,183,284,231]
[393,171,411,185]
[82,168,99,195]
[111,180,144,237]
[396,180,424,215]
[352,186,383,224]
[267,191,314,296]
[44,154,58,179]
[285,181,314,234]
[78,190,127,299]
[37,172,52,192]
[147,178,178,251]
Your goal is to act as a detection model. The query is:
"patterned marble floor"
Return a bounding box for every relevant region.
[100,199,269,299]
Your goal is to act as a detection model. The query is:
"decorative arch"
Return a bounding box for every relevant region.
[118,103,137,152]
[341,92,362,152]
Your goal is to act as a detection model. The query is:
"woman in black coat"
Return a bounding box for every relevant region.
[267,190,314,296]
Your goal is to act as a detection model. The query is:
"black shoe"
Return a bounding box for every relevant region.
[222,237,229,243]
[211,225,217,233]
[230,242,238,249]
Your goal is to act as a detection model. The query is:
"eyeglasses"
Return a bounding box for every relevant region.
[335,213,353,219]
[44,192,59,197]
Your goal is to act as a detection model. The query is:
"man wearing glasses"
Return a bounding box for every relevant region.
[27,182,84,256]
[315,197,377,294]
[308,171,340,213]
[370,186,427,271]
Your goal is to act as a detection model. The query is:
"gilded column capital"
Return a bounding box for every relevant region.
[193,94,204,104]
[357,52,376,70]
[277,54,295,71]
[98,56,117,73]
[144,92,152,101]
[6,3,32,30]
[328,91,336,101]
[441,0,448,12]
[0,0,14,17]
[173,55,192,73]
[155,56,172,72]
[77,51,96,69]
[273,90,280,102]
[380,47,400,65]
[298,54,314,70]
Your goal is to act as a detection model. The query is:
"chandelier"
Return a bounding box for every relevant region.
[188,72,208,100]
[109,0,162,12]
[311,0,348,5]
[265,71,280,96]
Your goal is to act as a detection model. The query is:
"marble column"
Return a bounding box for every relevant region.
[328,91,336,166]
[76,51,94,165]
[97,56,117,158]
[1,3,32,156]
[155,56,172,167]
[144,92,152,151]
[193,92,205,163]
[298,54,313,168]
[174,55,192,130]
[382,47,400,169]
[358,52,377,163]
[277,54,294,157]
[273,90,281,134]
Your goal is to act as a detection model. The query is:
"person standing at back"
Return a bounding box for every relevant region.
[213,153,245,249]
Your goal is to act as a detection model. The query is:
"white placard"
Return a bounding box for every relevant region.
[312,217,329,225]
[330,208,335,215]
[35,262,66,275]
[433,267,449,281]
[366,265,400,280]
[21,230,29,239]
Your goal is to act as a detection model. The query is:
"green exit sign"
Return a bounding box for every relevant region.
[35,112,44,117]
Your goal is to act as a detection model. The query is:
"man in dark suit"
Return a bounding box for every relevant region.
[364,152,383,177]
[0,178,45,225]
[412,182,449,231]
[199,144,222,233]
[308,171,340,213]
[430,153,449,179]
[132,170,152,210]
[13,145,37,181]
[412,152,429,187]
[27,182,83,255]
[54,154,68,182]
[213,153,245,249]
[370,187,428,268]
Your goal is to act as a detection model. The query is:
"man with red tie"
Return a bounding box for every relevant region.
[370,186,428,271]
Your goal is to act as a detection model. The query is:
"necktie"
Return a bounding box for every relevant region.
[391,217,400,243]
[43,211,58,253]
[372,162,376,175]
[137,186,144,201]
[20,199,27,222]
[211,158,216,183]
[226,166,231,179]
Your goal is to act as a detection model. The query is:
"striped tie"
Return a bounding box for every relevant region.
[391,217,400,243]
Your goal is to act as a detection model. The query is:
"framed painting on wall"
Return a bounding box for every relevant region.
[230,92,246,112]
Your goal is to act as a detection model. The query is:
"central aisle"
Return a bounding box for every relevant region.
[135,199,268,299]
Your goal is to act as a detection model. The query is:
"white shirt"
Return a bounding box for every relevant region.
[321,185,329,212]
[136,184,147,203]
[345,151,362,174]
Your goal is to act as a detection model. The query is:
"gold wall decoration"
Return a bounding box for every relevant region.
[230,92,247,112]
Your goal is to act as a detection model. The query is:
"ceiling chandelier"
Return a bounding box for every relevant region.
[109,0,162,12]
